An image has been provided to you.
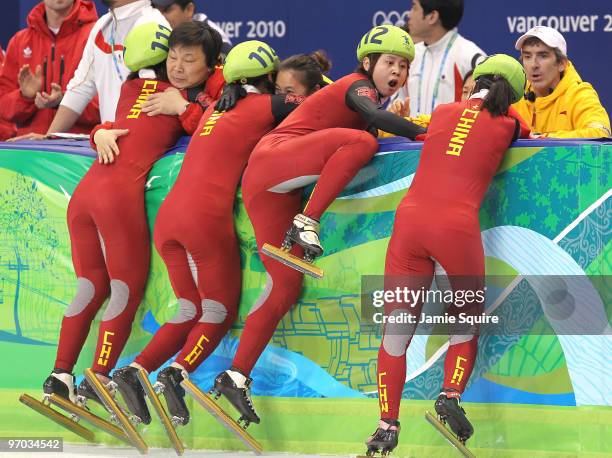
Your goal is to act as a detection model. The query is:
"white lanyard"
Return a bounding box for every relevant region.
[110,13,125,82]
[417,31,458,114]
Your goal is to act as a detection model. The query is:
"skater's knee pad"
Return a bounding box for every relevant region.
[448,318,479,341]
[64,278,96,317]
[168,298,198,324]
[247,273,273,316]
[199,299,228,324]
[449,334,477,346]
[382,308,417,357]
[268,175,320,194]
[102,279,130,321]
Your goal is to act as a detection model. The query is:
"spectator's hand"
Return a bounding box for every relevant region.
[389,98,410,117]
[215,83,246,112]
[18,64,43,99]
[6,132,48,142]
[530,132,549,139]
[141,87,188,116]
[34,83,63,109]
[94,128,129,164]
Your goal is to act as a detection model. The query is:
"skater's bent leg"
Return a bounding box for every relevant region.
[301,129,379,220]
[377,215,434,421]
[232,190,304,376]
[176,234,241,372]
[91,225,150,376]
[432,229,485,394]
[135,238,202,372]
[55,214,110,372]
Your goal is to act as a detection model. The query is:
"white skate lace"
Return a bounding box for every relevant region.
[294,213,320,229]
[440,390,462,403]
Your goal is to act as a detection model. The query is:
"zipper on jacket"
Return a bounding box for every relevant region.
[49,42,55,92]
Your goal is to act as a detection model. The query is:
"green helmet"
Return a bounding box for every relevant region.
[472,54,527,103]
[123,22,171,72]
[356,25,415,62]
[223,40,279,84]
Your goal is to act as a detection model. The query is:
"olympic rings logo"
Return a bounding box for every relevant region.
[372,10,410,27]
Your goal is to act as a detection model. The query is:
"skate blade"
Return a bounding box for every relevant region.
[136,369,184,456]
[261,243,323,279]
[181,379,263,455]
[84,368,148,455]
[425,411,475,458]
[49,394,130,445]
[20,394,96,442]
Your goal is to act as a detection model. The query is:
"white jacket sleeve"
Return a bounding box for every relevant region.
[60,24,99,115]
[455,38,486,80]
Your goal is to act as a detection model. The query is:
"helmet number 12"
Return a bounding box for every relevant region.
[362,26,389,45]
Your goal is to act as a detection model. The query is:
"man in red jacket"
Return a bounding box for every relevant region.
[0,46,17,140]
[0,0,100,138]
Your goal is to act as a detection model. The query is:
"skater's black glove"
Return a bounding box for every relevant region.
[215,83,247,112]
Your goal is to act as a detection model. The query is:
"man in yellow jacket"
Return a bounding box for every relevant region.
[513,26,610,138]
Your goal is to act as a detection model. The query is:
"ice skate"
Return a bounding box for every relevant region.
[155,366,190,426]
[211,370,260,426]
[362,419,400,457]
[43,371,76,403]
[84,368,148,454]
[21,371,129,444]
[76,376,111,409]
[262,214,324,278]
[131,367,184,455]
[425,389,475,458]
[180,369,262,454]
[112,366,152,424]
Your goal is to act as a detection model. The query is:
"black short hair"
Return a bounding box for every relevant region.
[168,21,223,69]
[355,53,382,79]
[153,0,193,12]
[420,0,464,31]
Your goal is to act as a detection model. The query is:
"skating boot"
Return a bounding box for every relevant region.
[364,419,400,456]
[261,213,325,278]
[284,213,323,261]
[112,366,151,424]
[77,378,115,408]
[43,370,76,403]
[155,365,190,426]
[211,369,260,427]
[434,389,474,443]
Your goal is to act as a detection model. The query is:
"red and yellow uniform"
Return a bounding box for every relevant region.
[232,73,425,376]
[133,91,305,373]
[376,96,530,420]
[55,78,184,375]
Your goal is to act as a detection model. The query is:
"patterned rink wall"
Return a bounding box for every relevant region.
[0,138,610,456]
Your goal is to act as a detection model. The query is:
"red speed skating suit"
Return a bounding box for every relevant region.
[232,73,425,375]
[134,91,305,373]
[377,97,530,420]
[55,78,184,375]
